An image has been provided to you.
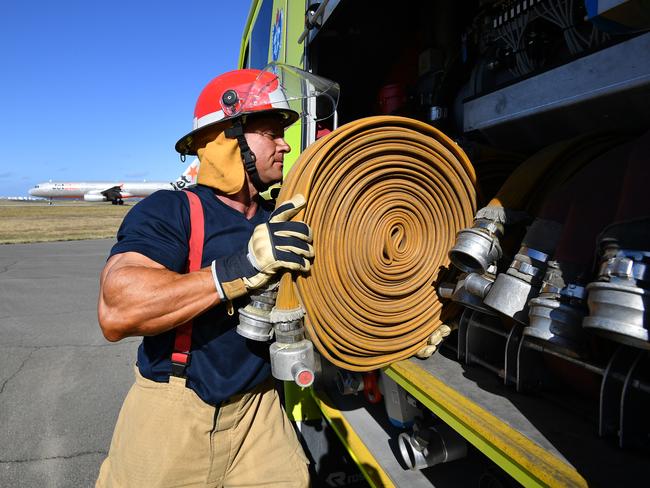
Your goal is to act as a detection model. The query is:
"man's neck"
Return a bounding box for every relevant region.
[214,182,259,219]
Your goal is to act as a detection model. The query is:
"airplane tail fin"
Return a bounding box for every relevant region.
[171,158,200,190]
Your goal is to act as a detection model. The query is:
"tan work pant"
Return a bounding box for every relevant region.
[96,367,310,487]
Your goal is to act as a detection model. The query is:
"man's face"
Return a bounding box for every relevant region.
[244,116,291,185]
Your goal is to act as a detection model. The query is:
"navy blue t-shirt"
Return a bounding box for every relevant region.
[109,184,272,406]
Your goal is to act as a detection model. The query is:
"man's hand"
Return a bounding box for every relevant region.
[248,194,313,274]
[212,194,314,300]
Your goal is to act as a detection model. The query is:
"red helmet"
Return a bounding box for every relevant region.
[175,68,300,156]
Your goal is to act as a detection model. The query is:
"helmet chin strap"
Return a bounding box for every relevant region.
[224,118,270,193]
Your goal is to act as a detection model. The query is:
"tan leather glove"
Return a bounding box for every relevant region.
[211,194,314,300]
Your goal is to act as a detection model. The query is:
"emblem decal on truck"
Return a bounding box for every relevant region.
[271,8,283,62]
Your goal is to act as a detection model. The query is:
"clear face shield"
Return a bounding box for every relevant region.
[224,62,340,125]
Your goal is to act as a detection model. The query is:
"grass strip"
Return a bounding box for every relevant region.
[0,202,131,244]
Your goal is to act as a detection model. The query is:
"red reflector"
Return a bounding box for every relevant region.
[171,352,189,364]
[297,370,314,387]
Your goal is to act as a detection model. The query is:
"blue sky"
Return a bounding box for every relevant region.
[0,0,252,196]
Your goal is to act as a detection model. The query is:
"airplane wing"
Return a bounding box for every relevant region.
[100,185,123,201]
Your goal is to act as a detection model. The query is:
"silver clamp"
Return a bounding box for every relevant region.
[541,281,587,300]
[511,259,543,278]
[519,246,549,263]
[599,256,650,282]
[473,218,502,236]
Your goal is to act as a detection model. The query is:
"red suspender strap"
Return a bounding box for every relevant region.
[170,190,205,377]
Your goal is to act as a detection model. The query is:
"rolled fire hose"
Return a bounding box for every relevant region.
[276,116,477,371]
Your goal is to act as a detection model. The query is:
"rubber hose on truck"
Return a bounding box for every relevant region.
[277,116,477,371]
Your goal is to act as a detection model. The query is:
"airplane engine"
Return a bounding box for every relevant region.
[83,193,107,202]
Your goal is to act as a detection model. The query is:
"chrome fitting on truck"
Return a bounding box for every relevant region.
[449,217,503,274]
[398,422,467,471]
[525,261,587,357]
[438,265,498,315]
[584,247,650,349]
[484,218,563,323]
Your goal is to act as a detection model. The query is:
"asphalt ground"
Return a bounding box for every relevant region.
[0,239,138,487]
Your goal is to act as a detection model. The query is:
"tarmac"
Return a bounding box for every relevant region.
[0,239,138,487]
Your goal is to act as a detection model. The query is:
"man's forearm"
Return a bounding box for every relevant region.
[99,264,220,341]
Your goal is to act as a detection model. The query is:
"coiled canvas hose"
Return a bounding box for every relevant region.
[276,116,477,371]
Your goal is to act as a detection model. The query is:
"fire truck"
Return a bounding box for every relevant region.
[239,1,650,486]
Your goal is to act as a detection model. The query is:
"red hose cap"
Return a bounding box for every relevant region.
[296,369,314,388]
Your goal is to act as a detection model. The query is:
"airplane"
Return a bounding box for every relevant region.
[28,159,199,204]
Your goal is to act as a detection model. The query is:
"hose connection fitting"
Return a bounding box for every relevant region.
[449,216,503,274]
[525,261,588,358]
[398,422,467,471]
[438,265,498,315]
[236,283,279,341]
[584,244,650,349]
[269,316,316,388]
[484,218,563,323]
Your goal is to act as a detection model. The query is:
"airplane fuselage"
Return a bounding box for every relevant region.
[29,181,173,200]
[28,159,200,203]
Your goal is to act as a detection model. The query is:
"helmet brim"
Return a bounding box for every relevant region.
[175,108,300,156]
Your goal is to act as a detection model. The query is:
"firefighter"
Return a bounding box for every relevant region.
[96,68,313,487]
